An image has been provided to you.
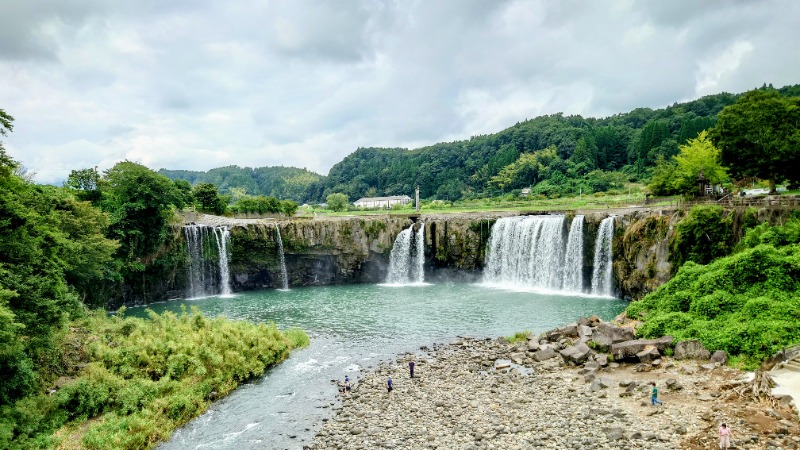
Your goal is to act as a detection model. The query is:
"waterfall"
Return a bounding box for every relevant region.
[184,224,232,298]
[483,216,567,291]
[562,215,584,292]
[275,225,289,290]
[385,223,425,285]
[213,226,232,296]
[591,217,615,296]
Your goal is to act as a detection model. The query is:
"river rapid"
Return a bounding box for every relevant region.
[132,283,626,449]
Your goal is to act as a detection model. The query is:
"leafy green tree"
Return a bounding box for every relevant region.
[672,131,728,195]
[326,193,349,212]
[172,179,193,209]
[648,155,681,196]
[192,182,226,215]
[489,146,561,191]
[65,167,105,204]
[281,200,299,216]
[710,89,800,193]
[103,161,179,261]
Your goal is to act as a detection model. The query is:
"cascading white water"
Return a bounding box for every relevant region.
[213,226,232,296]
[412,222,425,283]
[484,216,567,291]
[562,215,585,292]
[184,224,232,298]
[385,223,425,284]
[275,225,289,290]
[591,217,615,296]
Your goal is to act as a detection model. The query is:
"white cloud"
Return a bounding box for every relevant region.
[1,0,799,184]
[695,40,755,94]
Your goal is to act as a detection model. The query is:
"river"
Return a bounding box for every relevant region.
[132,282,626,449]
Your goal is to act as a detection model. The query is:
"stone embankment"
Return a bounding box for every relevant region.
[310,317,800,449]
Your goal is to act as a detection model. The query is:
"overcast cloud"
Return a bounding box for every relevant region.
[2,0,799,184]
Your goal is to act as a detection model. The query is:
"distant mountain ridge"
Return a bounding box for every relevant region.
[160,84,800,203]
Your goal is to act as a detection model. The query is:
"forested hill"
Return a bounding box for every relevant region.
[161,84,800,203]
[158,166,325,204]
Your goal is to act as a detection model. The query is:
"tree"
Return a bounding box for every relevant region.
[326,193,349,212]
[710,89,800,193]
[103,161,180,260]
[65,167,105,204]
[192,183,226,215]
[672,131,728,195]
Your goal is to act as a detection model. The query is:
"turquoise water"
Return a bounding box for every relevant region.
[135,283,626,449]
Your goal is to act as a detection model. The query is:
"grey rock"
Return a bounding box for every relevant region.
[710,350,728,365]
[588,331,613,353]
[636,345,662,363]
[559,342,593,365]
[611,336,673,361]
[674,339,711,360]
[595,322,635,343]
[532,347,558,362]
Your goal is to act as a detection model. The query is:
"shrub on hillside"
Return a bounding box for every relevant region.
[627,243,800,368]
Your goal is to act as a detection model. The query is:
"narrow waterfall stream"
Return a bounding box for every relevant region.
[214,226,232,296]
[275,225,289,290]
[385,223,426,285]
[562,215,585,292]
[184,225,233,297]
[591,216,615,296]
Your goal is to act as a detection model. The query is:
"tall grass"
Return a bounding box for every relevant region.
[0,307,309,449]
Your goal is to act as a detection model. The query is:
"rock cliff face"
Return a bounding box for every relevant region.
[130,206,796,306]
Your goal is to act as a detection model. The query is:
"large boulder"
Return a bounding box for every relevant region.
[595,323,635,344]
[710,350,728,365]
[559,342,593,365]
[611,336,674,361]
[532,348,559,362]
[589,331,614,353]
[636,345,661,363]
[544,324,579,342]
[674,340,711,360]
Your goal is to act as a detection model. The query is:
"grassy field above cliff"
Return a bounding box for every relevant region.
[0,308,309,450]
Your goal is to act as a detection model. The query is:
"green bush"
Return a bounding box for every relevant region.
[628,241,800,369]
[0,308,309,449]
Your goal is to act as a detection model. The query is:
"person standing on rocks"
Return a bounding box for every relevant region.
[409,360,415,378]
[651,382,663,406]
[387,376,393,398]
[718,423,733,449]
[344,375,351,396]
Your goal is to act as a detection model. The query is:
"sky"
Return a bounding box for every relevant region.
[1,0,799,185]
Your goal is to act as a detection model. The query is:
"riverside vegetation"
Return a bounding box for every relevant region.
[627,208,800,369]
[2,308,308,449]
[0,113,308,449]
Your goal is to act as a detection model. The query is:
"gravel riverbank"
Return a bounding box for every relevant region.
[309,335,800,449]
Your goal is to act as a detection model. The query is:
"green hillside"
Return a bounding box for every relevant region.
[159,84,800,204]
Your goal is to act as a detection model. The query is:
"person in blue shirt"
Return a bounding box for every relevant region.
[409,361,415,378]
[651,382,663,406]
[387,376,393,398]
[344,375,351,396]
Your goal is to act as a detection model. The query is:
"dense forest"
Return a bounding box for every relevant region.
[158,84,800,204]
[158,166,325,205]
[0,111,308,448]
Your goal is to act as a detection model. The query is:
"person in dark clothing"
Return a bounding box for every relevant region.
[387,376,393,398]
[409,361,415,378]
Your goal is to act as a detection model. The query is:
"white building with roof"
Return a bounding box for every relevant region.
[353,195,412,209]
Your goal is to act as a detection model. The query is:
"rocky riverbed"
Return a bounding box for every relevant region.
[309,322,800,449]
